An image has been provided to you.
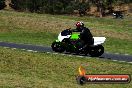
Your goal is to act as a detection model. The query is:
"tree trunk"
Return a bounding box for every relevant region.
[5,0,11,9]
[98,0,104,18]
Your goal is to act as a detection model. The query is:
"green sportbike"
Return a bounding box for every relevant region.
[51,29,106,57]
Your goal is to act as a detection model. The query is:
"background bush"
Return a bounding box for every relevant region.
[10,0,90,14]
[10,0,132,14]
[0,0,6,10]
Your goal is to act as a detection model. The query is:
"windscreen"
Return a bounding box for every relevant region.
[61,29,72,36]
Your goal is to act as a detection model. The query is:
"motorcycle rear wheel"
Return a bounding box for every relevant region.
[88,45,104,57]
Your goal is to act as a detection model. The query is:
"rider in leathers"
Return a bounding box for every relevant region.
[72,21,94,51]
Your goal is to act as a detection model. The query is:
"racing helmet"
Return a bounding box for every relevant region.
[76,21,84,28]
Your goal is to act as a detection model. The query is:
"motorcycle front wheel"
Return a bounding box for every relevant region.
[51,41,65,53]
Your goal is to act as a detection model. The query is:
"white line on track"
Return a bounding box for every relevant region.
[119,61,126,63]
[76,56,84,58]
[12,48,17,50]
[27,50,34,52]
[21,49,26,51]
[124,53,129,55]
[115,53,119,55]
[127,62,132,64]
[95,58,99,59]
[4,47,9,49]
[53,53,58,54]
[68,55,73,57]
[33,51,38,53]
[61,54,65,55]
[46,52,51,54]
[105,51,110,53]
[112,60,118,62]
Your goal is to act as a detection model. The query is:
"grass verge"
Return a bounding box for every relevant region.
[0,32,57,46]
[0,47,132,88]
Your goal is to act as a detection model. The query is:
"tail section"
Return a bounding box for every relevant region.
[93,37,106,46]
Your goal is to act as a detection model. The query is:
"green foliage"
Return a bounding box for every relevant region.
[64,5,74,14]
[10,0,91,14]
[10,0,29,11]
[0,0,6,10]
[10,0,132,14]
[10,0,70,14]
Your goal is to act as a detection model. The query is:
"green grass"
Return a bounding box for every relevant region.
[105,37,132,54]
[0,32,57,46]
[50,14,132,33]
[0,10,132,54]
[0,47,132,88]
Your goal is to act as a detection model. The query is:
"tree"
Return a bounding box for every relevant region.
[90,0,115,17]
[0,0,6,10]
[10,0,131,15]
[10,0,29,11]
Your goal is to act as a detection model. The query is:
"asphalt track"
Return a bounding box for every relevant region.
[0,42,132,63]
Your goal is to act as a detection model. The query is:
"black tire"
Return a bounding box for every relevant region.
[76,76,86,85]
[88,45,104,57]
[120,15,123,19]
[51,41,65,53]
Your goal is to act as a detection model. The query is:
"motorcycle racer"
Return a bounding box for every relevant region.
[72,21,94,51]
